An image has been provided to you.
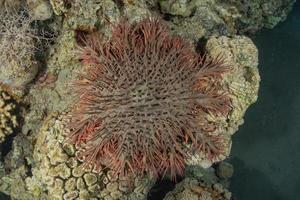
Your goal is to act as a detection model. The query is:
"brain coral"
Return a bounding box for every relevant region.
[68,19,232,179]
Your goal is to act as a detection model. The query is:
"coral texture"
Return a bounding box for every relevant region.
[0,87,20,143]
[0,0,23,10]
[26,0,53,21]
[25,113,155,200]
[159,0,295,40]
[68,19,232,179]
[163,178,231,200]
[0,9,38,88]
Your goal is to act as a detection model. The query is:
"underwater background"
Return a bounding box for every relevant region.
[231,1,300,200]
[0,0,299,199]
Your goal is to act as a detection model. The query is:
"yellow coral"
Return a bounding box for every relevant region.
[0,87,19,143]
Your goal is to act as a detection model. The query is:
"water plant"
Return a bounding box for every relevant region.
[0,8,40,88]
[0,8,37,70]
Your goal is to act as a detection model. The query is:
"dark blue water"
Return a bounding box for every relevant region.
[231,2,300,200]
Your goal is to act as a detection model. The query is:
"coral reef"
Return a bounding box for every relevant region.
[1,0,294,198]
[0,0,23,10]
[163,164,232,200]
[50,0,120,32]
[164,178,231,200]
[0,134,33,199]
[158,0,296,40]
[186,35,259,168]
[1,26,260,200]
[27,0,53,20]
[206,36,259,129]
[25,113,156,200]
[222,0,296,31]
[16,29,259,200]
[46,0,295,41]
[0,166,34,200]
[0,87,20,143]
[22,28,79,137]
[0,9,38,89]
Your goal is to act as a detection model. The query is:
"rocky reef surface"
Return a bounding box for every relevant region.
[0,0,295,199]
[163,164,232,200]
[159,0,295,40]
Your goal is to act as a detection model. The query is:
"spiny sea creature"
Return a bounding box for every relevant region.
[68,19,231,179]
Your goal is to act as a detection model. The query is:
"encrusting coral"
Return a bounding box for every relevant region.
[67,19,232,180]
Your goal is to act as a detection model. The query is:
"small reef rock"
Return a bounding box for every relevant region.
[163,164,232,200]
[164,178,231,200]
[0,0,296,199]
[216,162,234,180]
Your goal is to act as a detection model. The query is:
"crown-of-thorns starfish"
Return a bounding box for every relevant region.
[68,19,231,179]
